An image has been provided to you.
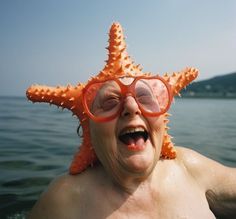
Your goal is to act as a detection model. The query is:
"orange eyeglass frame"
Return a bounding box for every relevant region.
[82,75,173,123]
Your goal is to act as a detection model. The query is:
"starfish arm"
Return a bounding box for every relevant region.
[69,114,98,174]
[161,133,176,159]
[26,83,98,174]
[163,67,199,96]
[161,68,198,159]
[69,134,97,174]
[161,113,177,159]
[26,84,84,115]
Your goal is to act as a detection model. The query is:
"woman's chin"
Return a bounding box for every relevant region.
[118,142,156,174]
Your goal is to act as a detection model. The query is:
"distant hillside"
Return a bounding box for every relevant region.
[181,72,236,98]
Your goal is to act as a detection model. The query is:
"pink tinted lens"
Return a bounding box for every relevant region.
[84,80,122,118]
[135,79,169,114]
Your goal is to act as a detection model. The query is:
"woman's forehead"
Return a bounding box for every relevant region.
[102,80,119,88]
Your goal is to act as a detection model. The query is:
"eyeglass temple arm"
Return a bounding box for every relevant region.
[163,67,199,97]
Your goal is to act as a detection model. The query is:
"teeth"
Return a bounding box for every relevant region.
[120,127,146,135]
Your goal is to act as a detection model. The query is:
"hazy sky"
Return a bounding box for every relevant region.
[1,0,236,96]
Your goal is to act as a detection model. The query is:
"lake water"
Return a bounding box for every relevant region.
[0,97,236,218]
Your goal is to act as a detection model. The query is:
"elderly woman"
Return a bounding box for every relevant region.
[27,23,236,219]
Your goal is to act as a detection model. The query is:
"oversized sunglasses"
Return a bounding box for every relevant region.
[82,76,173,122]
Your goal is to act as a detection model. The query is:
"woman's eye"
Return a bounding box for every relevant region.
[135,87,155,104]
[101,96,120,111]
[136,88,152,98]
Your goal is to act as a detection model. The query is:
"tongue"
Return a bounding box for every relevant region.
[124,135,145,151]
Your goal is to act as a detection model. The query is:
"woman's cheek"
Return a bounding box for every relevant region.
[89,121,117,159]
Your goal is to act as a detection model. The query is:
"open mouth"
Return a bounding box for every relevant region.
[118,127,149,151]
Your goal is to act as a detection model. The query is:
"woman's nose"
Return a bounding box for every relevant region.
[121,95,141,117]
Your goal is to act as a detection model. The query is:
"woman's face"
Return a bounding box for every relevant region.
[89,78,166,182]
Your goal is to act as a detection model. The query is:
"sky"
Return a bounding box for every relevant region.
[0,0,236,96]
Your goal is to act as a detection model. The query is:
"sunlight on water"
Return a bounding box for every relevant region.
[6,212,26,219]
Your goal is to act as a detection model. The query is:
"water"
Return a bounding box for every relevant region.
[0,97,236,218]
[0,97,79,219]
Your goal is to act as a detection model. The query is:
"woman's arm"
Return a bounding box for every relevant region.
[178,147,236,218]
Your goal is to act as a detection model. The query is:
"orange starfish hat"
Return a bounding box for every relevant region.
[26,22,198,175]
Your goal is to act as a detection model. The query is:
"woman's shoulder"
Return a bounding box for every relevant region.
[176,146,210,166]
[28,170,96,218]
[175,146,225,171]
[48,167,98,196]
[175,146,235,190]
[175,146,216,175]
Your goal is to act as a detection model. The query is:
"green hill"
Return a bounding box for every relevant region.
[181,72,236,98]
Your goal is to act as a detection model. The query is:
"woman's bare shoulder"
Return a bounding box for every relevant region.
[27,171,91,219]
[176,146,236,190]
[176,146,221,176]
[176,146,218,167]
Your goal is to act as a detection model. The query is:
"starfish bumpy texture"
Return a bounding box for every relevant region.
[26,22,198,174]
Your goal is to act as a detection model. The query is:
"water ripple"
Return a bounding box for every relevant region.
[2,177,51,189]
